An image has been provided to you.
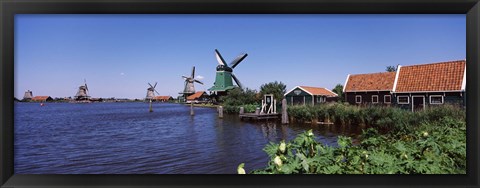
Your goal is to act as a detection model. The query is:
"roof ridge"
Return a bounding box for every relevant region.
[349,71,394,76]
[402,59,465,67]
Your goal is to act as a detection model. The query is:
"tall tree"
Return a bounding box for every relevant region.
[332,84,344,102]
[259,81,287,103]
[386,65,397,72]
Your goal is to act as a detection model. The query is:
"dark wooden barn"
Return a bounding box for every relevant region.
[343,72,396,105]
[393,60,466,111]
[284,86,338,106]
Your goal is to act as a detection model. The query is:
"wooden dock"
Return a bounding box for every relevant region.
[239,113,281,120]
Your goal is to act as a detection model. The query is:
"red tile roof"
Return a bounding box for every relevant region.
[154,96,172,100]
[187,91,207,100]
[299,86,338,97]
[31,96,51,101]
[395,60,465,92]
[344,72,396,92]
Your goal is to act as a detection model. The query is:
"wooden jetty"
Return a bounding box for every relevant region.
[239,113,280,120]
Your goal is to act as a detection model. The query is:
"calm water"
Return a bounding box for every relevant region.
[14,102,363,174]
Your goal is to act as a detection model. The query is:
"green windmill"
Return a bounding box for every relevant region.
[208,49,248,95]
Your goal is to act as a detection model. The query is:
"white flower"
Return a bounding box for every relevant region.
[402,154,408,159]
[307,131,314,137]
[274,156,283,167]
[279,141,286,153]
[237,163,246,174]
[422,132,429,137]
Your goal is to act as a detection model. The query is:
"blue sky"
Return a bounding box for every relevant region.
[15,14,465,99]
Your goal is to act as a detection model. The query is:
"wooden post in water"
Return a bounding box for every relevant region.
[218,106,223,118]
[239,107,244,115]
[281,98,289,124]
[190,102,194,116]
[149,99,153,112]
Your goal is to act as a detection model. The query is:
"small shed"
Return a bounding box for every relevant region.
[284,86,338,106]
[31,96,53,102]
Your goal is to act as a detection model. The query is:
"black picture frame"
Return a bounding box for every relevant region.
[1,0,479,187]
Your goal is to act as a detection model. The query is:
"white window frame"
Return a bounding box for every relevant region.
[317,96,323,103]
[397,96,409,104]
[384,95,391,104]
[371,95,379,104]
[429,95,444,104]
[355,95,362,104]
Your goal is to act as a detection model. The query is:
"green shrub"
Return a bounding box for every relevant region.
[244,117,466,174]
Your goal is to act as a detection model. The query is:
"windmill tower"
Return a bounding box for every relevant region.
[23,90,33,101]
[208,49,248,96]
[145,82,159,101]
[179,66,203,98]
[74,79,90,101]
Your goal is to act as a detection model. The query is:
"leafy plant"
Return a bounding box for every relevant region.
[243,116,466,174]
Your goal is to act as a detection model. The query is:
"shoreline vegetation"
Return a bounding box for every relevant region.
[238,104,466,174]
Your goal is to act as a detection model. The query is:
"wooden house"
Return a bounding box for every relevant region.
[284,86,338,106]
[393,60,466,111]
[31,96,53,102]
[343,72,396,105]
[186,91,209,103]
[154,96,174,102]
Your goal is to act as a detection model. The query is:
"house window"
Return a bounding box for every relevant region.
[316,96,324,103]
[355,95,362,104]
[430,95,444,104]
[372,95,379,104]
[384,95,391,103]
[397,96,409,104]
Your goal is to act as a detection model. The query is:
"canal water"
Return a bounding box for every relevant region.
[14,102,363,174]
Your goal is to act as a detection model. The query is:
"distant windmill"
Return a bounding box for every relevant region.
[74,79,90,101]
[179,66,203,96]
[145,82,160,101]
[208,49,248,95]
[146,82,160,112]
[23,90,33,101]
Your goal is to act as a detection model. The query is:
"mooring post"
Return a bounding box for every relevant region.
[255,107,260,115]
[149,99,153,113]
[218,106,223,118]
[239,107,244,115]
[282,98,289,124]
[190,102,195,116]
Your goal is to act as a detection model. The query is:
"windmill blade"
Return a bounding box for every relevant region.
[191,66,195,78]
[154,82,157,88]
[215,49,227,66]
[84,79,88,91]
[194,79,204,85]
[183,80,188,93]
[148,83,154,88]
[229,53,248,69]
[182,75,190,80]
[231,73,243,90]
[154,89,160,95]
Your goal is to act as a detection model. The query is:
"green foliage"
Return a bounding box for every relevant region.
[386,65,397,72]
[220,88,259,114]
[259,81,286,103]
[247,116,466,174]
[331,84,344,102]
[287,103,465,132]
